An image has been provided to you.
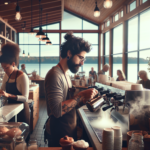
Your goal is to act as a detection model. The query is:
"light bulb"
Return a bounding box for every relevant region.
[94,11,100,17]
[29,32,35,35]
[23,53,25,57]
[15,12,22,21]
[4,2,8,5]
[28,55,30,58]
[104,0,113,9]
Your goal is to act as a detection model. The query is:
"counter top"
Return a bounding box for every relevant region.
[0,103,23,122]
[77,105,128,150]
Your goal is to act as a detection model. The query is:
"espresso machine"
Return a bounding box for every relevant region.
[84,82,150,146]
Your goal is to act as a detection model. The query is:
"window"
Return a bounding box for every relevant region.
[47,33,59,44]
[107,20,110,27]
[113,24,123,54]
[83,20,98,30]
[115,14,119,22]
[104,32,109,55]
[130,1,136,12]
[41,23,60,30]
[121,10,123,17]
[101,34,103,69]
[104,56,109,76]
[128,16,138,51]
[61,11,82,30]
[40,45,59,78]
[143,0,147,3]
[140,9,150,49]
[113,54,122,78]
[19,45,40,75]
[83,33,98,45]
[139,50,149,78]
[127,52,138,83]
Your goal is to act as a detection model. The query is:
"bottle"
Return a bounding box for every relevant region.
[13,136,27,150]
[128,131,144,150]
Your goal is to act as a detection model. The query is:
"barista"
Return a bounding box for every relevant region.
[0,43,30,124]
[44,32,98,147]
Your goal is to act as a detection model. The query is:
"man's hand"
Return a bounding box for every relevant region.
[77,88,98,104]
[0,90,9,98]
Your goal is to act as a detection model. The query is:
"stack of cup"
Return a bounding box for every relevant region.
[112,126,122,150]
[102,128,114,150]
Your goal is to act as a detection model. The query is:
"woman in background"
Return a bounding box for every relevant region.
[116,70,126,81]
[0,43,30,124]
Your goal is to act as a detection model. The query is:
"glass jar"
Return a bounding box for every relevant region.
[13,136,27,150]
[128,131,144,150]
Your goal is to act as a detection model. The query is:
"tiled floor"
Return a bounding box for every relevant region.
[29,98,48,147]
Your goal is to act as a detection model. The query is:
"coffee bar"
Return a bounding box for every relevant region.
[1,0,150,150]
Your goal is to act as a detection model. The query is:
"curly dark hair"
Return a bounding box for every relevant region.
[60,31,91,58]
[0,43,20,66]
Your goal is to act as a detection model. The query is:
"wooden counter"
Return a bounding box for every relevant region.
[0,103,23,122]
[31,79,45,98]
[29,84,39,132]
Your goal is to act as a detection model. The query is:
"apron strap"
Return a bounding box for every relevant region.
[58,63,71,91]
[7,70,14,82]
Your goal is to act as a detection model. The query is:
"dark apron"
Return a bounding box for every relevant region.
[6,70,30,125]
[45,64,77,147]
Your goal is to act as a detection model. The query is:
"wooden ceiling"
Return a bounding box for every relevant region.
[0,0,132,32]
[0,0,63,31]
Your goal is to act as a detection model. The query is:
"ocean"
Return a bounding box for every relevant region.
[19,63,150,83]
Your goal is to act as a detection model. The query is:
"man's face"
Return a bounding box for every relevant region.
[67,51,86,73]
[91,67,94,71]
[139,73,145,80]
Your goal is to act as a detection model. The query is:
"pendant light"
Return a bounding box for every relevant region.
[22,22,25,57]
[94,1,100,17]
[42,14,50,42]
[15,0,22,21]
[46,41,52,45]
[36,0,46,39]
[29,0,35,35]
[28,33,30,58]
[103,0,113,9]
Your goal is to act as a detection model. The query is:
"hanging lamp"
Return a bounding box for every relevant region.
[28,33,30,58]
[29,0,35,35]
[46,41,52,45]
[22,22,25,57]
[42,14,50,42]
[36,0,46,38]
[15,0,22,21]
[94,1,100,17]
[103,0,113,9]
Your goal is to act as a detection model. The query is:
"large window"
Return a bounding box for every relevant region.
[19,11,99,78]
[104,32,109,55]
[130,1,136,12]
[127,52,137,83]
[113,24,123,54]
[128,16,138,51]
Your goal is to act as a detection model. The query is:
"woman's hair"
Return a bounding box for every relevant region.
[117,70,126,80]
[60,31,91,58]
[138,70,148,78]
[0,43,20,66]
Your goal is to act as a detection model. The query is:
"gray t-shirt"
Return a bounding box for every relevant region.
[45,66,72,118]
[45,66,73,134]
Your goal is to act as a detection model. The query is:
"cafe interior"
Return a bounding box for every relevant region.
[0,0,150,150]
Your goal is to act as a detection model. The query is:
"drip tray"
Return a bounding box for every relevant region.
[87,116,103,143]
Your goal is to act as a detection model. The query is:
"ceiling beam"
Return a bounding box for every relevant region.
[0,0,61,13]
[6,6,61,23]
[16,20,61,32]
[13,17,61,29]
[10,15,61,27]
[0,1,61,17]
[8,11,61,25]
[0,0,27,5]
